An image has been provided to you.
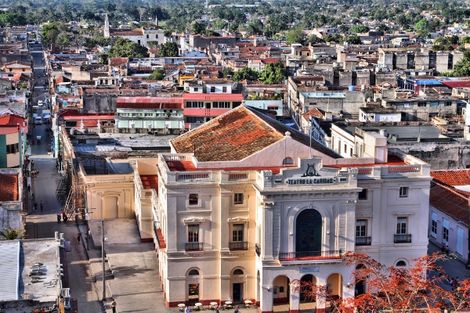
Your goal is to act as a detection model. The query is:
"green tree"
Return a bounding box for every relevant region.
[41,21,62,48]
[259,62,286,84]
[346,34,362,44]
[286,28,306,45]
[450,50,470,76]
[108,37,149,58]
[148,68,165,80]
[157,42,179,57]
[415,18,430,37]
[192,21,207,35]
[219,67,234,78]
[233,67,259,82]
[350,24,369,34]
[1,228,22,240]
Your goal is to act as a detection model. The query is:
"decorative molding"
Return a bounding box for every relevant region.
[227,216,249,223]
[183,217,208,224]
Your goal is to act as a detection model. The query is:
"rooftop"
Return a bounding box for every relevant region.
[430,183,469,226]
[182,93,243,102]
[0,240,19,301]
[431,169,470,187]
[116,96,183,109]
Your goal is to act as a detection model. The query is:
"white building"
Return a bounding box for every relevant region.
[136,106,431,311]
[358,107,402,123]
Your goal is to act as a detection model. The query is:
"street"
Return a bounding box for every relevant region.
[25,44,102,313]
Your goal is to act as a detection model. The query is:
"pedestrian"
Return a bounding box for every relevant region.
[40,201,43,212]
[33,202,37,211]
[57,213,61,223]
[63,213,68,223]
[111,300,116,313]
[185,306,191,313]
[215,305,220,313]
[77,233,81,243]
[234,306,240,313]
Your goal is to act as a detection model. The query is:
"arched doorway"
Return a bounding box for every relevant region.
[231,268,245,303]
[355,264,366,296]
[300,274,316,302]
[272,275,290,312]
[296,210,322,257]
[326,274,342,301]
[186,268,200,305]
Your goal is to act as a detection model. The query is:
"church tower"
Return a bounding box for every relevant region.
[104,13,110,38]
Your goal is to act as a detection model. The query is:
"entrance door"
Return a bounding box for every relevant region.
[188,283,199,304]
[233,283,243,303]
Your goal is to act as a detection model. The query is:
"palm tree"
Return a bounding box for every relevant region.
[1,228,22,240]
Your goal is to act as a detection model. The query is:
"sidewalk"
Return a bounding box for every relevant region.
[78,219,164,313]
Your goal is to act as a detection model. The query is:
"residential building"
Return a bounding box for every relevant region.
[359,107,402,123]
[429,170,470,266]
[143,106,430,311]
[115,96,184,134]
[381,96,458,121]
[0,168,22,234]
[0,126,21,168]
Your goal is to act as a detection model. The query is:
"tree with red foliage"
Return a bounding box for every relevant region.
[298,252,470,312]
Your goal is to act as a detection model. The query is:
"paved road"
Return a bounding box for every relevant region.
[25,44,102,313]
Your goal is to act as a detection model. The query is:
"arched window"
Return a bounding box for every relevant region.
[282,157,294,165]
[395,260,407,267]
[188,269,199,276]
[233,269,244,275]
[296,209,322,257]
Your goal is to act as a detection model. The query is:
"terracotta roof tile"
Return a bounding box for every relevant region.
[0,173,18,201]
[140,175,158,191]
[171,106,284,161]
[430,183,469,226]
[431,169,470,186]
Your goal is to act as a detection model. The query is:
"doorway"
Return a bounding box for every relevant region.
[233,283,243,303]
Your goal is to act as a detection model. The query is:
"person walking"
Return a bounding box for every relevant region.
[40,201,43,212]
[215,305,220,313]
[33,202,38,211]
[111,300,117,313]
[185,305,191,313]
[77,233,81,243]
[57,213,61,223]
[234,306,240,313]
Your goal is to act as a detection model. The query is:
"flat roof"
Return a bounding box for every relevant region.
[301,92,345,99]
[0,240,20,301]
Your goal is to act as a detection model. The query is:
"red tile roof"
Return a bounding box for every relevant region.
[140,175,158,191]
[182,93,243,102]
[431,169,470,186]
[109,57,129,66]
[171,106,283,162]
[430,183,469,226]
[0,173,19,201]
[116,97,183,109]
[0,126,18,135]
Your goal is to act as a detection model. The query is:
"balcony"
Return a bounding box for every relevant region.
[394,234,412,243]
[229,241,248,251]
[279,250,342,261]
[185,242,203,251]
[355,236,372,246]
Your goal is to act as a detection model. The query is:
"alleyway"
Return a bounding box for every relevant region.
[24,45,102,313]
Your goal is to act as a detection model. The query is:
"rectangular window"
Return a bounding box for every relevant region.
[396,217,408,234]
[188,224,199,242]
[399,187,409,198]
[189,193,199,205]
[210,86,216,92]
[6,143,19,154]
[194,87,198,92]
[234,193,244,205]
[222,86,227,92]
[356,220,367,237]
[443,227,449,241]
[431,220,438,235]
[358,189,368,200]
[232,224,244,242]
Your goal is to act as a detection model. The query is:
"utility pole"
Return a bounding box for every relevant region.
[101,217,106,301]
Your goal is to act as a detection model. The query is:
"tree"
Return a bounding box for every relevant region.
[286,28,306,45]
[298,252,470,312]
[219,67,234,79]
[350,24,369,34]
[148,68,165,80]
[41,21,62,48]
[346,34,362,44]
[259,62,286,84]
[157,42,179,57]
[415,18,430,37]
[108,37,149,58]
[233,67,259,82]
[192,21,207,35]
[1,228,22,240]
[450,50,470,76]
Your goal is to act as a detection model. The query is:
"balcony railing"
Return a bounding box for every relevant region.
[229,241,248,251]
[355,236,372,246]
[394,234,412,243]
[279,250,342,261]
[255,243,261,256]
[185,242,203,251]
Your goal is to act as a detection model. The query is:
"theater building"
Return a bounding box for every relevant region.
[142,106,431,312]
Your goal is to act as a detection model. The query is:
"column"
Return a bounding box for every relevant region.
[259,287,273,313]
[315,277,326,313]
[289,281,300,313]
